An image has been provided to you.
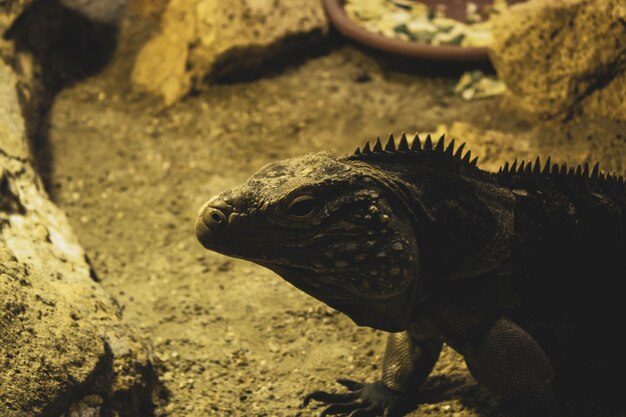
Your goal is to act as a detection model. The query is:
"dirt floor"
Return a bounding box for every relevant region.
[42,45,625,417]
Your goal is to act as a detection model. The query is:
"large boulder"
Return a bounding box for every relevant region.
[131,0,329,104]
[1,42,157,417]
[490,0,626,121]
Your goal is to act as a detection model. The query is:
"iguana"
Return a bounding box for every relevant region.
[195,133,625,417]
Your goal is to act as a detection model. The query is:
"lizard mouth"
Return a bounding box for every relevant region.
[194,215,214,246]
[195,218,311,253]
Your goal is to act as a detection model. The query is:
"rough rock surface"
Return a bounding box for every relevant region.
[0,0,32,33]
[0,55,157,417]
[131,0,329,104]
[59,0,127,23]
[490,0,626,121]
[583,70,626,122]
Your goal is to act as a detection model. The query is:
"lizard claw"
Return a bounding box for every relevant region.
[337,378,364,391]
[303,389,360,407]
[303,379,406,417]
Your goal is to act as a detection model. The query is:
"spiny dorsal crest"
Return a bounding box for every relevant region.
[498,157,625,189]
[352,132,479,168]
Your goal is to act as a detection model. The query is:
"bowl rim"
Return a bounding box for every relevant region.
[322,0,490,62]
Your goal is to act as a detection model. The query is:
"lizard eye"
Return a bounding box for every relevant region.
[287,195,317,219]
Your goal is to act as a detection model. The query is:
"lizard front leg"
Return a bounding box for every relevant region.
[437,312,558,417]
[304,330,442,416]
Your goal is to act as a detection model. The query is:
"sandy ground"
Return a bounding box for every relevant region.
[42,45,625,416]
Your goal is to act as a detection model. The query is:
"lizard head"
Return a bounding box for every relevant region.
[195,151,419,332]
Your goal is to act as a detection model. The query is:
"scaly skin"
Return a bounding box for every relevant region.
[195,133,626,417]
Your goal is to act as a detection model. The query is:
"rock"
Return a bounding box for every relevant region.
[0,0,33,33]
[0,241,104,417]
[445,121,530,172]
[131,0,329,104]
[59,0,127,23]
[442,119,625,177]
[583,69,626,122]
[4,0,120,88]
[0,57,157,417]
[490,0,626,121]
[128,0,169,19]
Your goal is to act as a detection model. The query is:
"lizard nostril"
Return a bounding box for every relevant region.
[211,211,223,224]
[204,207,227,228]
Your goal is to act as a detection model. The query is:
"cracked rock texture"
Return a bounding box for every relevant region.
[131,0,329,104]
[490,0,626,121]
[0,47,157,417]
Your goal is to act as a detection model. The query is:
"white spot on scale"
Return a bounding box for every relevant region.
[344,243,358,251]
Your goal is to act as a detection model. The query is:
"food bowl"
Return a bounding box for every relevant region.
[322,0,523,63]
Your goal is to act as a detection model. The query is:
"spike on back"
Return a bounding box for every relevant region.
[348,132,483,172]
[495,156,623,191]
[384,134,396,152]
[524,161,533,174]
[398,133,410,151]
[542,157,551,174]
[434,134,445,152]
[424,134,433,150]
[607,174,616,185]
[551,163,559,175]
[591,163,600,179]
[445,139,456,155]
[373,137,383,152]
[454,143,465,159]
[411,133,422,151]
[532,157,541,175]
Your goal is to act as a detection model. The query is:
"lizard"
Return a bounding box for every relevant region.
[194,133,626,417]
